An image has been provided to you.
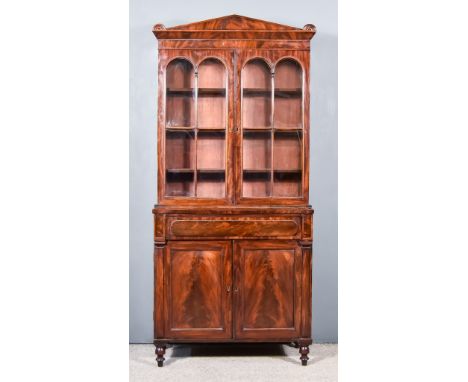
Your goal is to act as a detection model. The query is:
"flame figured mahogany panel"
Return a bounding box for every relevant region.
[167,216,300,239]
[164,241,232,339]
[243,249,294,327]
[234,240,302,339]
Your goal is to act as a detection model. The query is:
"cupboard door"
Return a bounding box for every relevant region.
[159,50,234,205]
[234,241,302,339]
[164,241,232,339]
[236,51,309,205]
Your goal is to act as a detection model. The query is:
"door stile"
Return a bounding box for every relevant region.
[230,240,235,337]
[233,49,241,204]
[228,50,237,205]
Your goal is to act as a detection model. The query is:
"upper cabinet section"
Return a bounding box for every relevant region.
[154,16,315,206]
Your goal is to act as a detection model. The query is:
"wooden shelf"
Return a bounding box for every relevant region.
[243,127,271,132]
[243,169,271,173]
[166,127,226,132]
[243,88,301,96]
[242,127,302,132]
[197,169,225,173]
[274,128,303,133]
[274,88,302,97]
[166,169,226,174]
[166,88,225,96]
[198,88,226,96]
[166,169,195,173]
[243,169,301,174]
[166,127,195,132]
[166,88,194,95]
[274,169,302,173]
[243,88,271,96]
[198,128,226,133]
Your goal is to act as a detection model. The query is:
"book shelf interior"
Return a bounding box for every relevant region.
[164,56,304,199]
[242,58,303,198]
[165,58,227,197]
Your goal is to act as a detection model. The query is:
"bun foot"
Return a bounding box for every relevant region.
[299,345,309,366]
[155,343,166,367]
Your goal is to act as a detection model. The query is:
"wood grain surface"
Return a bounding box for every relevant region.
[152,15,315,366]
[164,241,232,339]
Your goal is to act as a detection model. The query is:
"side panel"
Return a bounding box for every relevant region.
[154,245,165,339]
[164,241,232,339]
[234,240,302,339]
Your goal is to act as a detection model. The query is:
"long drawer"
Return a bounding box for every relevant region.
[165,215,302,240]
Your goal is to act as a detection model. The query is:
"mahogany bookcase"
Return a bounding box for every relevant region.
[152,15,316,366]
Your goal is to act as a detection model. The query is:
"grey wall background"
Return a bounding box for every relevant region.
[130,0,337,343]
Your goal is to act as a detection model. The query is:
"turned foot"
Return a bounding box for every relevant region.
[299,345,310,366]
[155,344,166,367]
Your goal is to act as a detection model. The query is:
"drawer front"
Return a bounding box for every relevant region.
[166,216,301,239]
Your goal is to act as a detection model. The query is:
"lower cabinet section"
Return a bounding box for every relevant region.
[155,239,312,365]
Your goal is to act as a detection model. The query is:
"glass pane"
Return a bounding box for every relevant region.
[273,131,302,170]
[242,59,272,129]
[196,58,226,198]
[242,131,271,197]
[196,131,225,197]
[272,58,303,197]
[166,59,195,127]
[198,58,226,129]
[273,171,302,197]
[165,130,195,197]
[243,171,271,198]
[273,131,302,197]
[274,59,302,129]
[165,170,194,197]
[197,170,225,198]
[197,131,225,170]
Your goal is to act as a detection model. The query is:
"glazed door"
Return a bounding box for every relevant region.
[234,240,302,339]
[159,50,235,205]
[164,241,232,339]
[235,50,310,205]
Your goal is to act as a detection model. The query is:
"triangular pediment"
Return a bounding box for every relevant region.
[167,14,302,31]
[153,15,315,40]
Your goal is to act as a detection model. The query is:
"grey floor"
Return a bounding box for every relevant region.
[130,343,337,382]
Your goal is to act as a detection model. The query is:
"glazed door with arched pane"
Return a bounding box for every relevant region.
[159,50,234,204]
[238,52,308,204]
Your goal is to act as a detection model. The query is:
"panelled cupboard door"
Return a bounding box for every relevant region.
[164,241,232,339]
[234,240,302,339]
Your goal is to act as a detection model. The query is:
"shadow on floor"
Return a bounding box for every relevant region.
[170,343,287,358]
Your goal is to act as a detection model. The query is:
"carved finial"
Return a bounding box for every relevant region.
[153,23,166,31]
[303,24,316,32]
